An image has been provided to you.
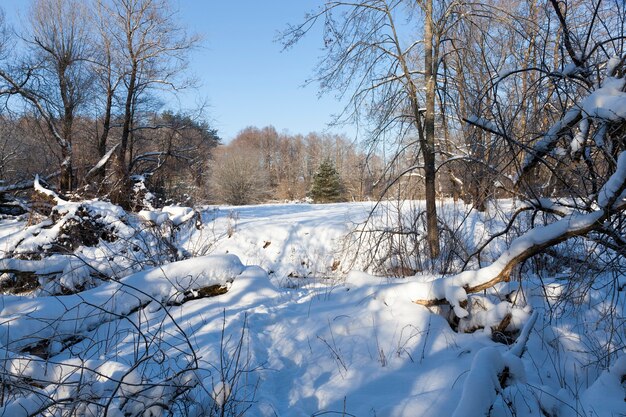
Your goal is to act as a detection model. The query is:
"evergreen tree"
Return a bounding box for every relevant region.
[310,159,344,203]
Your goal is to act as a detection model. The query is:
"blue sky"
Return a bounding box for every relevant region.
[2,0,353,142]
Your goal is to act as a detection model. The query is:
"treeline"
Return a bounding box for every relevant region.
[210,126,382,205]
[0,111,219,207]
[0,110,382,207]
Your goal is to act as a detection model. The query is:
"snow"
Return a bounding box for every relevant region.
[33,174,67,204]
[561,62,578,76]
[582,355,626,415]
[162,205,196,225]
[520,107,581,177]
[0,200,623,416]
[139,205,196,226]
[581,77,626,121]
[452,347,505,417]
[190,202,369,282]
[598,150,626,208]
[466,114,501,134]
[570,117,589,155]
[138,209,170,225]
[607,56,622,75]
[0,254,245,351]
[522,74,626,167]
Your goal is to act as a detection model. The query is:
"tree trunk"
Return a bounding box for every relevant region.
[423,0,440,259]
[120,64,135,172]
[89,88,113,187]
[59,146,72,194]
[99,89,113,159]
[58,65,74,194]
[111,63,136,209]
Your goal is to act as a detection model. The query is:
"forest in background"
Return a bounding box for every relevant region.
[2,0,615,215]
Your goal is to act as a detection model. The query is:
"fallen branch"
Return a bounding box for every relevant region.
[0,172,60,194]
[84,143,120,181]
[411,151,626,315]
[412,208,606,316]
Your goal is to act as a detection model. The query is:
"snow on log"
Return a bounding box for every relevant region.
[34,174,67,204]
[451,343,530,417]
[452,313,537,417]
[581,77,626,121]
[0,255,70,276]
[408,209,606,314]
[0,254,246,352]
[138,206,196,226]
[598,151,626,209]
[451,347,506,417]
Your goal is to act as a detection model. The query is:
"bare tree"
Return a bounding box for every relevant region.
[283,0,491,259]
[0,0,93,194]
[97,0,199,208]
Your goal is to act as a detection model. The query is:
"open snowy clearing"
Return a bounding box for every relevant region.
[0,201,624,416]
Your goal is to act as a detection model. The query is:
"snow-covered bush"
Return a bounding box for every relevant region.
[0,198,212,295]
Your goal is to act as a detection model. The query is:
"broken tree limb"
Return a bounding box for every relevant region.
[84,143,120,181]
[0,172,60,194]
[509,310,538,358]
[33,175,67,204]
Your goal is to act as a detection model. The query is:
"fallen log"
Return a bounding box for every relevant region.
[412,209,606,316]
[411,151,626,316]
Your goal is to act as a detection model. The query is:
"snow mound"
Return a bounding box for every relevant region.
[0,254,246,352]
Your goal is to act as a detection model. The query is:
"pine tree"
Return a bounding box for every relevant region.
[310,159,344,203]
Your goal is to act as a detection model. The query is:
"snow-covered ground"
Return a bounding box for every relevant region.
[0,201,624,416]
